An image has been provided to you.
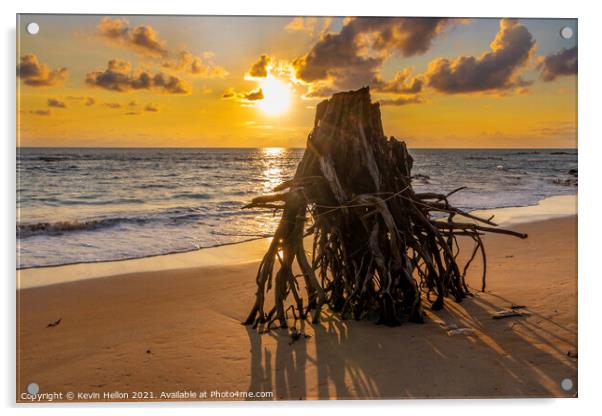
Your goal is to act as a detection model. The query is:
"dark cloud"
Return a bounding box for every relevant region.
[538,46,577,82]
[105,102,121,109]
[222,87,264,101]
[303,84,338,99]
[151,73,191,94]
[379,96,423,106]
[248,54,271,78]
[244,88,264,101]
[86,60,149,92]
[30,109,51,116]
[97,17,168,57]
[86,60,191,94]
[144,103,159,112]
[293,17,451,89]
[17,54,68,87]
[66,96,96,106]
[162,50,227,78]
[425,19,535,94]
[124,111,140,115]
[222,88,237,99]
[373,68,423,94]
[128,25,168,57]
[47,98,66,108]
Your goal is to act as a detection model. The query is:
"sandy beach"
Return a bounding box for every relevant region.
[16,197,578,401]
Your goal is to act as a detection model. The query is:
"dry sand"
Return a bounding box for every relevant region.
[16,199,577,401]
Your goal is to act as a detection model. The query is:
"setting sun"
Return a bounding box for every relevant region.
[255,75,292,115]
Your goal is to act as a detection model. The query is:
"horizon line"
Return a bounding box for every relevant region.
[16,146,578,150]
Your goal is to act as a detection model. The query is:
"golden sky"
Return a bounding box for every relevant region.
[17,15,577,148]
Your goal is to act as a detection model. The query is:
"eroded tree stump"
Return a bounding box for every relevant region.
[244,87,526,329]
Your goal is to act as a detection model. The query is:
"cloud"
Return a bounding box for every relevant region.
[66,96,96,106]
[538,46,577,82]
[86,59,191,94]
[152,72,191,94]
[47,98,66,108]
[244,88,264,101]
[424,19,535,94]
[222,87,264,101]
[373,68,423,94]
[30,109,51,116]
[144,103,159,112]
[285,17,318,34]
[17,54,68,87]
[105,102,121,109]
[248,54,271,78]
[293,17,452,90]
[302,84,338,99]
[97,17,168,57]
[124,111,140,115]
[162,50,227,78]
[379,95,423,106]
[532,122,576,137]
[221,88,237,99]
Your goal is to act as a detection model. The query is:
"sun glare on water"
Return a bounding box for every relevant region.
[256,75,292,116]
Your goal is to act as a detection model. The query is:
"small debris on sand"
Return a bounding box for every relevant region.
[47,318,62,328]
[447,328,476,336]
[492,309,529,319]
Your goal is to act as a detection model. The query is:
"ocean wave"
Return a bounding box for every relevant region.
[510,151,541,155]
[464,156,503,160]
[17,218,136,237]
[552,177,578,187]
[16,204,238,238]
[173,192,212,200]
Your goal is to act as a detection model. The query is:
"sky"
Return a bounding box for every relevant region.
[17,15,577,148]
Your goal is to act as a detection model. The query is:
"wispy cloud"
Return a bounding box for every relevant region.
[29,109,51,116]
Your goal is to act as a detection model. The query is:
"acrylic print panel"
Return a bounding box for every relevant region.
[16,14,577,402]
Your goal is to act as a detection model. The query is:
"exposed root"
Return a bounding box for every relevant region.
[243,87,527,329]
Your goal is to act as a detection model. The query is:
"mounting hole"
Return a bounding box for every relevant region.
[560,26,573,40]
[560,378,573,391]
[26,22,40,35]
[26,382,39,395]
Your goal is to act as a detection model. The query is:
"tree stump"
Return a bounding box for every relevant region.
[244,87,526,329]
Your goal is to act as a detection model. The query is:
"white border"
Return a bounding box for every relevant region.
[2,1,601,415]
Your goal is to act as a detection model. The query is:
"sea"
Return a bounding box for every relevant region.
[17,148,577,269]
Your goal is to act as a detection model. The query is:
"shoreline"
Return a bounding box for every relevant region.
[17,214,578,400]
[17,194,576,289]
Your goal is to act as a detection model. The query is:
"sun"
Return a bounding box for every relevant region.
[256,75,292,116]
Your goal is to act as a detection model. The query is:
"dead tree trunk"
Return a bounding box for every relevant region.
[244,87,526,329]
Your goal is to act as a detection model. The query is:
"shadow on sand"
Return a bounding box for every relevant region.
[246,293,577,400]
